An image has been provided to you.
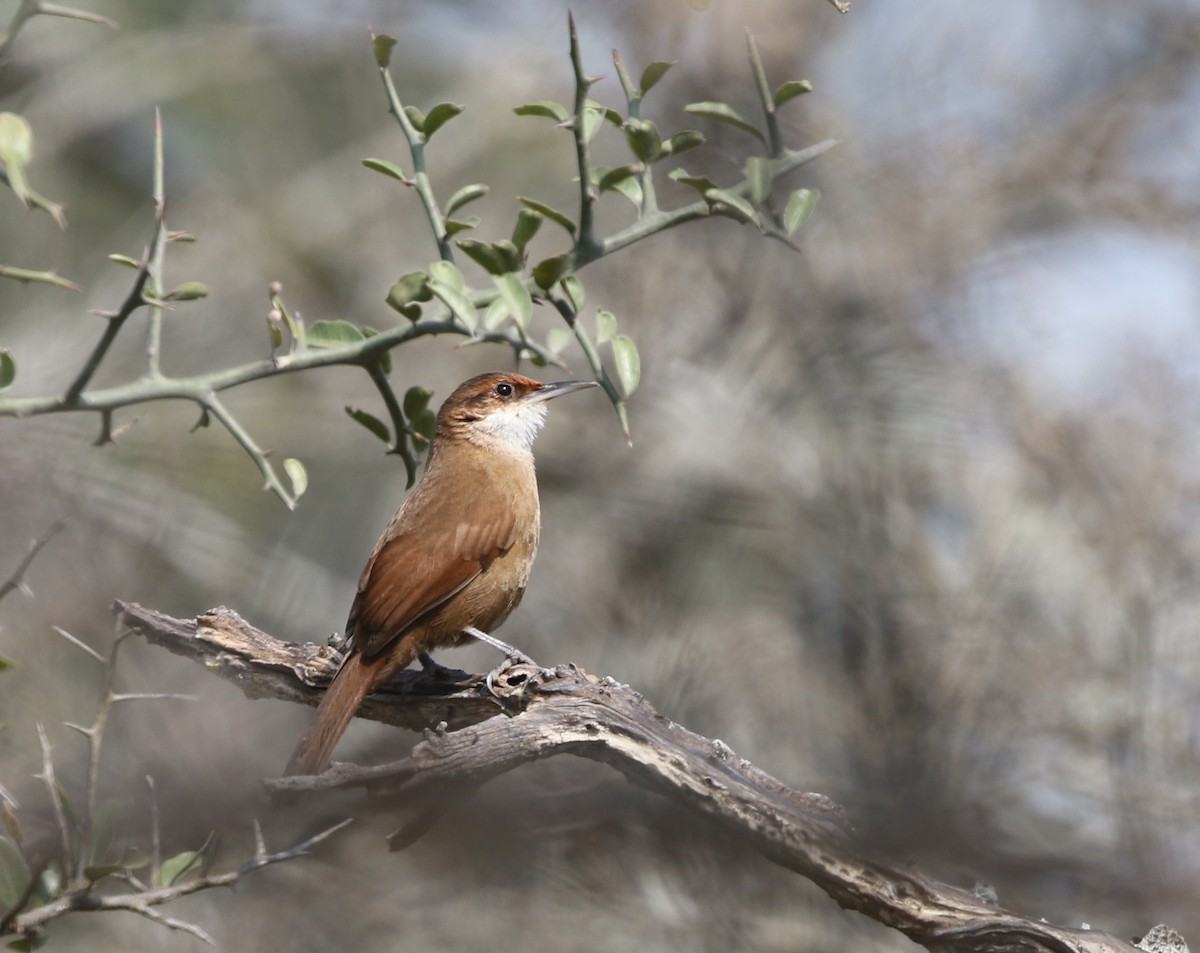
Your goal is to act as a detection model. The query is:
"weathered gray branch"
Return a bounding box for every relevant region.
[114,600,1160,953]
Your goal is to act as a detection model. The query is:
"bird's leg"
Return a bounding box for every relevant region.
[417,651,468,682]
[462,626,536,664]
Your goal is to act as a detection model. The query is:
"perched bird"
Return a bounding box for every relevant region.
[284,371,596,776]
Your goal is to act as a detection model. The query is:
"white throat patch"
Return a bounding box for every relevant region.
[471,400,549,453]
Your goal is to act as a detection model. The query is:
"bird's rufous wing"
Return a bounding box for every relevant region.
[348,504,519,658]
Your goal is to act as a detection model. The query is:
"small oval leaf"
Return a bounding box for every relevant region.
[493,273,532,331]
[774,79,813,107]
[373,34,398,68]
[612,334,641,397]
[513,101,570,122]
[362,158,408,181]
[783,188,821,236]
[704,187,760,226]
[283,458,308,500]
[165,281,209,302]
[562,275,585,313]
[423,102,464,138]
[595,309,617,345]
[511,208,543,253]
[159,849,204,887]
[546,327,574,355]
[683,102,765,143]
[346,406,391,444]
[0,349,16,391]
[457,239,507,276]
[639,60,675,95]
[403,385,434,419]
[445,183,489,216]
[744,156,773,205]
[532,254,570,291]
[519,197,576,237]
[306,319,364,348]
[427,278,478,332]
[108,254,140,269]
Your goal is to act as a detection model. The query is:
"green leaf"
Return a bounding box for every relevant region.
[639,61,674,94]
[0,349,14,391]
[167,230,196,243]
[588,165,638,208]
[283,458,308,500]
[165,281,209,302]
[513,101,569,122]
[683,102,765,143]
[783,188,820,235]
[595,308,617,345]
[582,105,606,145]
[519,197,576,237]
[0,654,14,672]
[411,408,437,449]
[492,239,522,273]
[427,272,478,332]
[373,33,397,68]
[532,254,570,291]
[562,275,585,313]
[0,113,33,206]
[623,119,662,163]
[547,327,573,355]
[306,319,364,347]
[362,158,408,181]
[457,239,508,276]
[704,187,760,226]
[159,849,204,887]
[612,334,641,396]
[346,406,390,443]
[445,183,488,216]
[443,216,479,236]
[429,260,466,290]
[483,297,509,330]
[774,79,813,107]
[493,273,532,331]
[108,253,140,269]
[511,208,543,254]
[662,130,704,157]
[0,835,30,911]
[403,105,426,133]
[584,99,624,127]
[745,156,773,205]
[423,102,464,138]
[668,167,718,195]
[387,271,432,306]
[403,386,434,419]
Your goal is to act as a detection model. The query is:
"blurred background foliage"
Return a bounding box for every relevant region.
[2,0,1199,949]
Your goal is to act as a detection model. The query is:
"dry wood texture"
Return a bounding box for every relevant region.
[114,600,1160,953]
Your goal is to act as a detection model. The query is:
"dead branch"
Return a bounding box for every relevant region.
[114,600,1160,953]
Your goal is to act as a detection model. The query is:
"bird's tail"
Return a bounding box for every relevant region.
[283,649,395,777]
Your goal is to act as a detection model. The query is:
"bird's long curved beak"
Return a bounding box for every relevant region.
[524,379,599,403]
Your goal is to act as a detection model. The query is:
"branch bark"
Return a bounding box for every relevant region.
[114,600,1159,953]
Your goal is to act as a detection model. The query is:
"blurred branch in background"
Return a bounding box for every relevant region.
[0,617,350,947]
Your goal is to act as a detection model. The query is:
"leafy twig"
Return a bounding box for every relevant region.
[201,394,296,509]
[8,819,353,941]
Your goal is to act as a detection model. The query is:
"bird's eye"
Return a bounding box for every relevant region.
[494,382,514,397]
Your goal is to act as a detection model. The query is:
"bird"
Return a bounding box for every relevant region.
[283,371,597,776]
